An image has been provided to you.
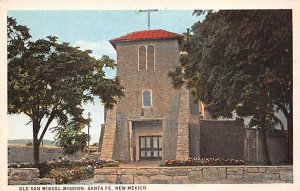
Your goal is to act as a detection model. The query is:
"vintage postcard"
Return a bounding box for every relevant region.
[1,0,300,191]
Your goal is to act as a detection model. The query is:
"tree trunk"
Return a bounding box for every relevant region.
[260,127,271,165]
[259,88,271,165]
[287,113,293,164]
[33,121,40,164]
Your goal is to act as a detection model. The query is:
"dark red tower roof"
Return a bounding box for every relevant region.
[110,29,182,48]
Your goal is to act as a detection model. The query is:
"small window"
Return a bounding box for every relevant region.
[147,45,155,70]
[138,46,146,70]
[143,90,152,107]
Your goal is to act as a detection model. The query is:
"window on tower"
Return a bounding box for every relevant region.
[142,90,152,107]
[147,45,155,70]
[138,45,155,71]
[138,45,146,70]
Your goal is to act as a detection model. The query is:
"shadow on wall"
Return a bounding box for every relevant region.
[244,129,288,165]
[199,119,288,165]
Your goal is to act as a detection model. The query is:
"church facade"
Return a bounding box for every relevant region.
[99,29,203,161]
[98,29,288,164]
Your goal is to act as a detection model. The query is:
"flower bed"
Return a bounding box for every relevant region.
[161,157,245,166]
[8,155,119,184]
[48,166,94,184]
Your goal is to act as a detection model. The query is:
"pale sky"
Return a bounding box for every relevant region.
[7,10,204,144]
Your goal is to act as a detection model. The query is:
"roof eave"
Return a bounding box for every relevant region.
[110,37,182,49]
[109,40,117,49]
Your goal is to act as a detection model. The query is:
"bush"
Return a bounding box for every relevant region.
[9,155,120,183]
[49,166,94,184]
[36,161,52,178]
[161,157,245,166]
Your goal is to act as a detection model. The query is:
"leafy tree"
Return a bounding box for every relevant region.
[168,10,292,164]
[7,17,124,164]
[52,119,89,155]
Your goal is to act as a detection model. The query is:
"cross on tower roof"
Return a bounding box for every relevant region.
[139,9,158,30]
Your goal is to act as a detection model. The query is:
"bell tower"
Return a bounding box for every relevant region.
[100,29,201,161]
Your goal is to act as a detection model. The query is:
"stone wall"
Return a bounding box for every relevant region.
[101,37,201,162]
[116,39,181,120]
[200,119,245,160]
[112,112,129,161]
[94,166,292,184]
[101,39,183,161]
[164,120,178,160]
[176,88,190,159]
[8,168,55,185]
[8,145,85,163]
[98,124,105,152]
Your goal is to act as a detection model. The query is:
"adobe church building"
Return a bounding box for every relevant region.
[98,29,288,164]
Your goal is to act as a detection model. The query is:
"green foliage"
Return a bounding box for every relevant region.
[169,10,293,164]
[36,161,53,178]
[169,10,292,130]
[9,155,120,182]
[49,166,94,184]
[52,119,89,155]
[7,16,124,163]
[161,157,244,166]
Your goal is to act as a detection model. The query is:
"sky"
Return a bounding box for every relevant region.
[7,10,204,144]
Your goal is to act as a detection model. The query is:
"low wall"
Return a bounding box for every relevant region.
[94,166,292,184]
[8,168,55,185]
[8,144,86,163]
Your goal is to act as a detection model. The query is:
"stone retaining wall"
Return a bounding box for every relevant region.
[94,166,292,184]
[8,168,55,185]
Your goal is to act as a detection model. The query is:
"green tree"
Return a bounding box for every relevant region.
[168,10,292,164]
[7,17,124,164]
[52,119,90,155]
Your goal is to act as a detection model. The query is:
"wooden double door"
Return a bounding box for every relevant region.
[139,136,163,160]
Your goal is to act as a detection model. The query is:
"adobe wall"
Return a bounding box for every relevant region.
[244,129,288,164]
[189,91,199,116]
[8,145,85,163]
[189,123,200,158]
[94,166,293,184]
[199,119,245,160]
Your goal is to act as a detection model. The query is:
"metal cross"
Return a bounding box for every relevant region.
[139,9,158,30]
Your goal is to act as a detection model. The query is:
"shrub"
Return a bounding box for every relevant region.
[8,155,120,183]
[49,166,94,184]
[161,157,245,166]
